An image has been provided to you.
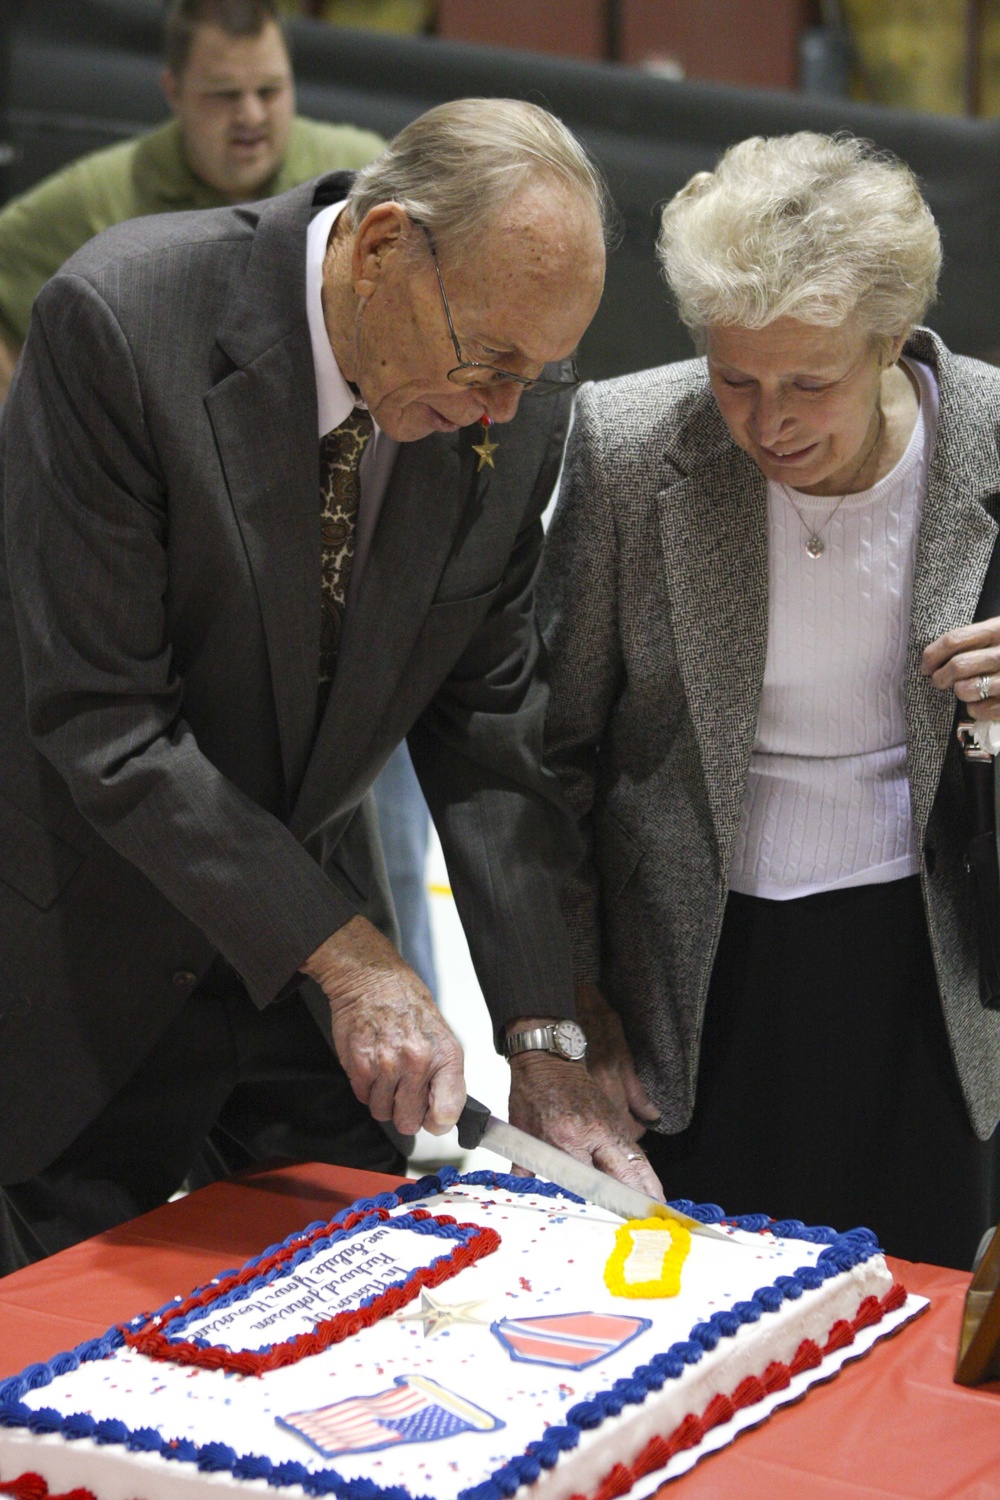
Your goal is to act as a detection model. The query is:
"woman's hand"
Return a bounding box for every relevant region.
[921,615,1000,720]
[575,982,660,1143]
[507,1050,663,1198]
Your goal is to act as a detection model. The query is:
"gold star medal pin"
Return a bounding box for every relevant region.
[472,414,498,471]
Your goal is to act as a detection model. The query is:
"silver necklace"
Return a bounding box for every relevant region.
[780,409,884,559]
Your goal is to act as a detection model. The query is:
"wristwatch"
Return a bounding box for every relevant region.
[503,1019,587,1062]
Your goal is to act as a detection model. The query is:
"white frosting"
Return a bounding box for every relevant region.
[0,1182,896,1500]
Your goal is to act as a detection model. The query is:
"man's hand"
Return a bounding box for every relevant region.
[507,1047,664,1199]
[301,915,465,1137]
[575,983,660,1141]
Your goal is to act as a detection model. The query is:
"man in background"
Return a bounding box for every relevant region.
[0,0,385,401]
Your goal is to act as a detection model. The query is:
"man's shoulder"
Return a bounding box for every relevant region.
[277,116,385,188]
[45,202,256,327]
[0,122,195,260]
[0,132,159,344]
[0,132,147,236]
[38,183,309,364]
[61,203,252,273]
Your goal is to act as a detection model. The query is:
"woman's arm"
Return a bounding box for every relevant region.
[538,389,660,1144]
[538,388,625,982]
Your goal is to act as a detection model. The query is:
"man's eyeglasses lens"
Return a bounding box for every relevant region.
[446,362,579,395]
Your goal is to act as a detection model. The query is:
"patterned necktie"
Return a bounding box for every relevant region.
[317,406,374,717]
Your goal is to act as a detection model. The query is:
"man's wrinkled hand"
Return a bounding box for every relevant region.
[575,982,660,1142]
[507,1050,664,1199]
[301,915,465,1137]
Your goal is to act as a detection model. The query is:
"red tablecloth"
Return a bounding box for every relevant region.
[1,1161,998,1498]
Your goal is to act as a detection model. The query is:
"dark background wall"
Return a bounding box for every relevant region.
[436,0,818,91]
[6,0,1000,377]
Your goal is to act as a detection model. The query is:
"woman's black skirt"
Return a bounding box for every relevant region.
[643,876,1000,1269]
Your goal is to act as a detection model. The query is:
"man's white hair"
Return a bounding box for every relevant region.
[657,131,942,351]
[346,97,613,262]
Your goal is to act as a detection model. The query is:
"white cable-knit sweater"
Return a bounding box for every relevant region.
[728,358,939,899]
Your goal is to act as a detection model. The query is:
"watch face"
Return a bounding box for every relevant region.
[552,1020,587,1061]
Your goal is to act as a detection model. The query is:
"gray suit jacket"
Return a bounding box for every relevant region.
[0,173,579,1180]
[540,327,1000,1141]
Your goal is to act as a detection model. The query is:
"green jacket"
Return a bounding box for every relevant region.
[0,116,385,346]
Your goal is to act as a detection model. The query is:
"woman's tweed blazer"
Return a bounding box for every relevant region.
[539,328,1000,1141]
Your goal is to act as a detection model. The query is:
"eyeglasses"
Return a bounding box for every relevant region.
[418,225,579,396]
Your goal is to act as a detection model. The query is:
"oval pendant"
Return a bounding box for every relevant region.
[805,535,825,558]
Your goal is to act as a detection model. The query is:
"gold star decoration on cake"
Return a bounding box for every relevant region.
[472,426,499,471]
[395,1288,491,1337]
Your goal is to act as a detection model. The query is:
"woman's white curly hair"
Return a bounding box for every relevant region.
[657,131,942,353]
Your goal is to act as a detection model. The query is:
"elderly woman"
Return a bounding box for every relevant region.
[540,132,1000,1268]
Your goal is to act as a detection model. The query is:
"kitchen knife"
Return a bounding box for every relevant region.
[457,1095,732,1243]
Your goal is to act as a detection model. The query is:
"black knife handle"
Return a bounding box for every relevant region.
[457,1094,491,1150]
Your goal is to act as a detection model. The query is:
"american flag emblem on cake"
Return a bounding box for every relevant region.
[277,1374,502,1457]
[490,1311,652,1369]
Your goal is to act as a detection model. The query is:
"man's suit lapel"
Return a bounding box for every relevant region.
[205,344,319,805]
[204,178,351,805]
[904,332,1000,839]
[656,393,769,859]
[290,428,476,840]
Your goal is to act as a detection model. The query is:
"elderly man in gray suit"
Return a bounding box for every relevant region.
[0,98,661,1272]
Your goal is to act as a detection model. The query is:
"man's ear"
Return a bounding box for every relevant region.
[160,67,181,114]
[352,203,412,300]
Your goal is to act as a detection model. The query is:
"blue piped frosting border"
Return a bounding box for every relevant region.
[0,1167,883,1500]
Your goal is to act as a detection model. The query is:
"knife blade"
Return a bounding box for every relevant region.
[456,1096,732,1243]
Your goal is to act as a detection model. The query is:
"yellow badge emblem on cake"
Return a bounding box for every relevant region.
[604,1217,692,1298]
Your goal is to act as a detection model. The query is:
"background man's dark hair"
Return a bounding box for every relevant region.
[164,0,281,76]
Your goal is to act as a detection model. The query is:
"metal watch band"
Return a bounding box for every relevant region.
[504,1025,558,1058]
[503,1020,587,1061]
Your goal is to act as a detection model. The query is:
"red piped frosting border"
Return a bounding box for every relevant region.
[122,1206,500,1376]
[568,1282,909,1500]
[1,1475,96,1500]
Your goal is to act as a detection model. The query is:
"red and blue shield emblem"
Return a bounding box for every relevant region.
[490,1311,651,1370]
